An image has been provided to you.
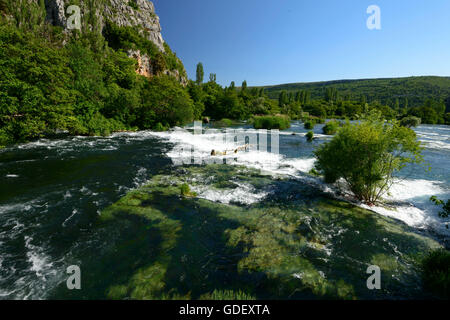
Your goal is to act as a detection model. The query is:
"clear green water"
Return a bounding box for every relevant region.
[0,122,448,299]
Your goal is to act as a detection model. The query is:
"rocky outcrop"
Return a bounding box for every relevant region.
[127,49,152,77]
[45,0,66,27]
[43,0,165,52]
[164,69,188,87]
[102,0,165,52]
[36,1,187,83]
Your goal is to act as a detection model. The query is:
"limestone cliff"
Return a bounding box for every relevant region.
[41,0,186,82]
[44,0,165,51]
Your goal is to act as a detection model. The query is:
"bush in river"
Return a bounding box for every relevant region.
[322,120,340,135]
[304,120,315,130]
[400,116,421,128]
[215,118,234,127]
[180,183,196,197]
[314,111,423,204]
[252,115,291,130]
[306,131,314,142]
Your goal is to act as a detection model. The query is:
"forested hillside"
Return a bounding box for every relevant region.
[0,0,196,147]
[0,1,449,149]
[260,76,450,111]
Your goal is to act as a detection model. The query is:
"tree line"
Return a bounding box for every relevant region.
[1,0,449,149]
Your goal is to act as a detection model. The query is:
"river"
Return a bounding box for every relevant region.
[0,121,449,299]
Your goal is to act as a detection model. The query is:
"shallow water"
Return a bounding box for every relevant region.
[0,122,448,299]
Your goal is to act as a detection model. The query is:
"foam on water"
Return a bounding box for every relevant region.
[388,179,445,201]
[191,182,268,205]
[25,236,55,278]
[150,127,450,237]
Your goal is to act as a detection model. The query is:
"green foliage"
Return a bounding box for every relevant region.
[0,24,74,145]
[322,120,340,135]
[430,196,450,218]
[0,19,194,147]
[304,120,315,130]
[153,122,166,132]
[128,0,139,11]
[200,290,255,300]
[140,75,194,129]
[421,249,450,298]
[180,183,196,197]
[215,118,234,127]
[196,62,204,85]
[262,76,450,112]
[0,0,46,30]
[103,21,158,59]
[315,111,423,204]
[400,116,421,128]
[163,43,187,78]
[306,131,314,142]
[407,105,440,124]
[258,77,450,123]
[103,21,186,78]
[252,115,291,130]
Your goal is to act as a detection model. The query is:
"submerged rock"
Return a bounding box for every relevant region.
[53,165,442,300]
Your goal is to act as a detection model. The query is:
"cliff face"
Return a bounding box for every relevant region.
[41,0,186,82]
[45,0,165,51]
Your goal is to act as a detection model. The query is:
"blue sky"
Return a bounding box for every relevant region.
[153,0,450,87]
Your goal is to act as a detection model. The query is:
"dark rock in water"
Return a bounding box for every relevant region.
[203,117,210,124]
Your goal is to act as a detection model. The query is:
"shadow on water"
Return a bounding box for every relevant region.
[49,166,440,300]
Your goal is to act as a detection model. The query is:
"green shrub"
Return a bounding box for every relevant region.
[322,120,340,135]
[180,183,196,197]
[253,115,291,130]
[315,111,423,204]
[128,0,139,11]
[400,116,421,128]
[304,120,315,130]
[430,196,450,218]
[317,118,326,124]
[422,249,450,298]
[0,128,12,148]
[153,122,167,132]
[306,131,314,142]
[215,118,234,127]
[140,75,194,128]
[82,113,126,137]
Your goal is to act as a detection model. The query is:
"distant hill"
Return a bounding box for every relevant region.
[258,76,450,108]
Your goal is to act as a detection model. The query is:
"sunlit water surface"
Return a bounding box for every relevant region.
[0,121,448,299]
